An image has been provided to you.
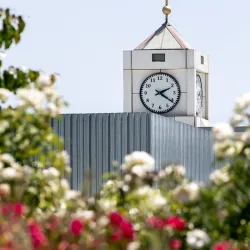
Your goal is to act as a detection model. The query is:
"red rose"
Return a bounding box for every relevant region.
[170,238,182,249]
[120,220,134,240]
[111,233,122,241]
[14,203,23,216]
[213,242,231,250]
[28,221,46,248]
[109,212,123,226]
[165,216,185,231]
[70,219,83,236]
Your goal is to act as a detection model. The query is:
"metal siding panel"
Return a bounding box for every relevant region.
[109,114,116,173]
[96,115,103,189]
[71,115,78,190]
[78,115,84,190]
[115,114,122,164]
[121,113,128,163]
[102,114,109,176]
[83,114,90,195]
[140,113,147,152]
[128,113,135,153]
[90,114,97,194]
[134,114,141,150]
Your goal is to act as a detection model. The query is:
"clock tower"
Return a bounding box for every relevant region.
[123,1,210,127]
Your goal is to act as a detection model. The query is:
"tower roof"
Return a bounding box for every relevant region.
[135,22,193,50]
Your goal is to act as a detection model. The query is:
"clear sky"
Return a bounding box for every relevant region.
[1,0,249,125]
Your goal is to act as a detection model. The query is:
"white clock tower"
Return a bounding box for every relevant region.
[123,1,211,127]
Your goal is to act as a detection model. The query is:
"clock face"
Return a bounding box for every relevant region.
[196,74,203,116]
[140,73,181,114]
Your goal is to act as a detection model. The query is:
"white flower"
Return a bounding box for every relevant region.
[47,102,60,117]
[234,92,250,113]
[164,165,185,177]
[0,88,10,102]
[65,190,81,200]
[23,165,34,176]
[0,153,15,165]
[213,123,234,141]
[98,198,116,212]
[48,180,59,193]
[122,152,155,171]
[241,131,250,143]
[131,164,153,178]
[36,75,52,88]
[136,185,154,196]
[0,183,10,196]
[43,167,60,179]
[17,88,45,109]
[73,210,95,220]
[122,185,129,192]
[61,179,70,190]
[97,216,109,227]
[1,167,23,180]
[57,151,70,165]
[186,229,210,249]
[210,169,230,185]
[129,208,139,216]
[231,114,244,126]
[175,165,186,176]
[124,174,132,182]
[149,192,167,209]
[127,241,140,250]
[172,182,199,203]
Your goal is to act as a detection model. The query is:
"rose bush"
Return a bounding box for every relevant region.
[0,6,249,250]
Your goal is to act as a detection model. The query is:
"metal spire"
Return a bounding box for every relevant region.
[162,0,171,23]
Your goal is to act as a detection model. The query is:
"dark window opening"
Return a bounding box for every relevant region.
[201,56,204,65]
[152,54,165,62]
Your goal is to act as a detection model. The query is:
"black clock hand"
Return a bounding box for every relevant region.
[155,88,171,96]
[160,93,174,103]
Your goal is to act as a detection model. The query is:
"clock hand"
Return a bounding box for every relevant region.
[155,88,171,96]
[160,93,174,103]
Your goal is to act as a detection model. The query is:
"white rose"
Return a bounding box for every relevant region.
[213,123,234,141]
[73,210,95,220]
[210,169,230,185]
[186,229,210,249]
[127,241,140,250]
[57,151,70,165]
[172,182,199,203]
[0,154,15,165]
[61,179,70,190]
[149,193,167,209]
[65,190,81,200]
[43,167,60,179]
[231,114,244,126]
[234,92,250,113]
[0,88,10,102]
[122,152,154,171]
[1,167,23,181]
[241,131,250,143]
[36,75,52,88]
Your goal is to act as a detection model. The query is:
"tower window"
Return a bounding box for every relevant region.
[152,53,165,62]
[201,56,204,65]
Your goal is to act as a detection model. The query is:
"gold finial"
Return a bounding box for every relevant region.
[162,0,171,17]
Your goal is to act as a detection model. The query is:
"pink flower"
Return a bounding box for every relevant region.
[147,216,157,227]
[165,216,185,231]
[170,238,182,249]
[155,219,165,229]
[70,219,83,236]
[109,212,123,227]
[14,203,23,216]
[120,220,134,240]
[28,221,46,248]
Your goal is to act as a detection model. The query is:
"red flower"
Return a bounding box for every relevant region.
[170,239,182,249]
[70,219,83,236]
[14,203,23,216]
[155,219,165,229]
[165,216,185,231]
[213,242,231,250]
[28,221,46,248]
[109,212,123,226]
[111,232,122,241]
[120,220,134,240]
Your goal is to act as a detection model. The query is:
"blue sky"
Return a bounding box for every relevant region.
[1,0,249,124]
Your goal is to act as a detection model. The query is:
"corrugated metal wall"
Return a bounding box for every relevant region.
[51,113,220,192]
[150,114,218,182]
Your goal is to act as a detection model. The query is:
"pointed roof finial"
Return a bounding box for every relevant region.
[162,0,171,23]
